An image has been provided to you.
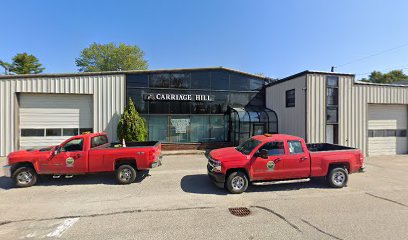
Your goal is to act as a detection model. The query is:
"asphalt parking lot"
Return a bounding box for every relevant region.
[0,154,407,240]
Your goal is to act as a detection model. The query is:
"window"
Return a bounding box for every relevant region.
[230,73,249,91]
[46,129,61,136]
[260,142,285,156]
[61,138,83,152]
[148,116,168,142]
[91,135,108,148]
[326,107,338,123]
[191,71,211,89]
[63,128,79,136]
[286,89,295,107]
[211,71,229,90]
[326,125,339,144]
[236,138,261,155]
[127,74,148,88]
[149,73,170,88]
[326,88,338,106]
[21,129,44,137]
[368,129,407,137]
[169,73,190,89]
[288,140,304,154]
[327,76,338,87]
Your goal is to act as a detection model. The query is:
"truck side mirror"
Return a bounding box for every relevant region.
[259,149,268,159]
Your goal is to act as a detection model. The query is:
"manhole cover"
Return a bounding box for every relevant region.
[229,207,251,217]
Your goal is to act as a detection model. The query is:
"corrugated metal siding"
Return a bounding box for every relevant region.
[324,75,408,156]
[306,74,326,143]
[266,76,307,139]
[0,74,125,156]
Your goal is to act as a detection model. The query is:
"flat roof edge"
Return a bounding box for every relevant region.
[266,70,355,87]
[0,66,271,81]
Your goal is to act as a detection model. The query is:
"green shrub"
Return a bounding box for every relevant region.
[117,98,147,142]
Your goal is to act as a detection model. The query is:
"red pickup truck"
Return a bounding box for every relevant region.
[3,132,162,187]
[207,134,365,194]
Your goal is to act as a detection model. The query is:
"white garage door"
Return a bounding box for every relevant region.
[19,93,93,149]
[368,104,407,156]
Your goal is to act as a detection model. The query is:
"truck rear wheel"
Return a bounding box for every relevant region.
[327,167,348,188]
[116,165,137,184]
[226,171,248,194]
[13,167,38,188]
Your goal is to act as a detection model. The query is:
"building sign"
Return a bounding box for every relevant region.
[171,119,190,133]
[144,93,214,102]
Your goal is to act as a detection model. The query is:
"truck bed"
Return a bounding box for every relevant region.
[306,143,355,152]
[94,141,160,149]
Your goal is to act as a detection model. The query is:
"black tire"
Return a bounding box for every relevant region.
[116,164,137,184]
[13,167,38,188]
[226,171,249,194]
[327,167,348,188]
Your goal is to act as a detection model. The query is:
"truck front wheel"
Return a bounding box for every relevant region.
[226,171,248,194]
[116,165,137,184]
[13,167,38,188]
[327,167,348,188]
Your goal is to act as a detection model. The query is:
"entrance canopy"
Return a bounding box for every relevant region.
[229,107,278,145]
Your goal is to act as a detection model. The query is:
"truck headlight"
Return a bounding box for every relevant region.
[210,159,222,172]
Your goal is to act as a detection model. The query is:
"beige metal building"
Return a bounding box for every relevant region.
[266,71,408,156]
[0,73,125,156]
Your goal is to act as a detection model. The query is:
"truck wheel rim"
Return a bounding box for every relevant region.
[17,171,33,185]
[231,176,245,190]
[332,171,345,185]
[120,168,132,181]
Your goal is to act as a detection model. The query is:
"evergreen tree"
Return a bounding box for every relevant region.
[117,98,147,142]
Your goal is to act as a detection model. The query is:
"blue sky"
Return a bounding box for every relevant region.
[1,0,408,79]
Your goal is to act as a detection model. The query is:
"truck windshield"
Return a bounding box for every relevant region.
[236,138,261,155]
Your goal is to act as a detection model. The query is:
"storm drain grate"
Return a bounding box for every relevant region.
[229,207,251,217]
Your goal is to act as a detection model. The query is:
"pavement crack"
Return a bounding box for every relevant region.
[301,219,343,240]
[251,205,301,232]
[0,206,214,227]
[365,193,408,208]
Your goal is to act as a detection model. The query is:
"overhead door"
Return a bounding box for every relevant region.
[368,104,407,156]
[19,93,93,149]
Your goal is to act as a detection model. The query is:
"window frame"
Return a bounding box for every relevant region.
[61,138,84,152]
[259,141,286,156]
[285,89,295,108]
[287,140,305,155]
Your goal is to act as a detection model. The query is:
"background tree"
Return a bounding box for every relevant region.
[361,70,408,83]
[9,53,45,74]
[117,98,147,142]
[76,43,148,72]
[0,60,12,75]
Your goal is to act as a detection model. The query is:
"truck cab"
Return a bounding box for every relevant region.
[207,134,365,194]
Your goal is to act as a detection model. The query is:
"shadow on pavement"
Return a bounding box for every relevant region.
[180,174,330,195]
[180,174,228,195]
[0,170,150,190]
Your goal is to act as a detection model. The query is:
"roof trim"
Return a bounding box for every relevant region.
[0,66,271,81]
[354,81,408,88]
[266,70,355,87]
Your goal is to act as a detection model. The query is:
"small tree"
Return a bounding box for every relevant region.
[117,98,147,142]
[9,53,45,74]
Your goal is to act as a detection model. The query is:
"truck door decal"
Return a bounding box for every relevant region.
[266,161,275,171]
[66,157,75,168]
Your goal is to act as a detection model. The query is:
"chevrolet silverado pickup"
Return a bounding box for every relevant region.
[207,134,365,194]
[3,132,162,187]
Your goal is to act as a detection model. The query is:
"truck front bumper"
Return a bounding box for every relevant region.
[2,165,12,178]
[150,156,163,168]
[207,164,225,188]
